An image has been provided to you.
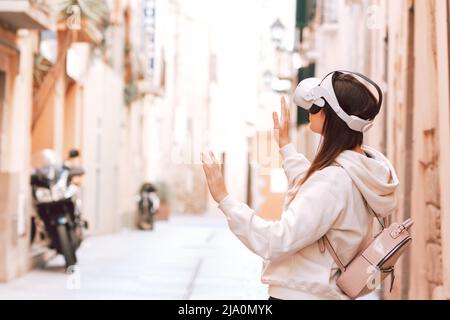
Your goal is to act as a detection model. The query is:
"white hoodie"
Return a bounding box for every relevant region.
[218,143,399,300]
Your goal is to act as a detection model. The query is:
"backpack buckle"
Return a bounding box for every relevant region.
[380,267,396,293]
[390,227,404,239]
[389,269,396,293]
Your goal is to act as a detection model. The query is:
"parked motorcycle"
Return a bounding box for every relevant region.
[30,149,87,268]
[137,183,160,230]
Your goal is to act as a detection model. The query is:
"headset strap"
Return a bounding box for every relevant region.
[333,70,383,109]
[318,71,381,132]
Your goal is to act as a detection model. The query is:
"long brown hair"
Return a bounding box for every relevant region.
[301,72,381,185]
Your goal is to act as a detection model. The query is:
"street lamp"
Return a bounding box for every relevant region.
[269,19,292,92]
[270,19,285,48]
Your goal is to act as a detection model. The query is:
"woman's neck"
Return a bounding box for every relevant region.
[353,145,366,156]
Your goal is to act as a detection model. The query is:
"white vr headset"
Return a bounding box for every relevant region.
[293,70,383,133]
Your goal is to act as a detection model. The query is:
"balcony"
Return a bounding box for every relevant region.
[0,0,53,31]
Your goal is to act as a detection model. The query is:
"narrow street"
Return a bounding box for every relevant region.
[0,215,267,300]
[0,0,448,301]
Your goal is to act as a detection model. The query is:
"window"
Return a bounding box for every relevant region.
[296,0,317,42]
[321,0,339,24]
[296,0,317,28]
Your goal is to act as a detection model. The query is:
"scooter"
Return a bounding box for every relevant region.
[137,183,160,230]
[30,149,87,268]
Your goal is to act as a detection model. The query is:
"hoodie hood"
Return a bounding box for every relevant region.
[334,145,399,217]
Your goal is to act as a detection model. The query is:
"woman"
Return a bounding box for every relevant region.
[201,72,399,300]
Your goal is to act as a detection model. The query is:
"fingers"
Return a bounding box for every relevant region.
[209,151,218,164]
[202,151,223,190]
[281,96,290,123]
[201,151,220,168]
[273,112,280,129]
[201,153,209,174]
[274,97,291,130]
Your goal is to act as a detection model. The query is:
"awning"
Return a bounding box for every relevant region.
[0,0,53,31]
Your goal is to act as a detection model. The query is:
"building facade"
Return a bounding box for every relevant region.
[0,0,53,282]
[295,0,450,300]
[0,0,169,282]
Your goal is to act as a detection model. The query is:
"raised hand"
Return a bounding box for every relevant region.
[201,151,229,203]
[273,96,290,148]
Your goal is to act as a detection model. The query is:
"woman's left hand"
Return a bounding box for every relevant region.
[201,151,229,203]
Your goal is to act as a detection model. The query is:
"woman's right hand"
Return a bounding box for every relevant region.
[273,96,290,149]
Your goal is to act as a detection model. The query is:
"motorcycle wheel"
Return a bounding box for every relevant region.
[138,212,155,230]
[138,220,154,230]
[56,224,77,268]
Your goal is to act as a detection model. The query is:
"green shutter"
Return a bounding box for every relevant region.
[295,0,317,126]
[296,0,317,41]
[296,0,317,28]
[296,0,307,29]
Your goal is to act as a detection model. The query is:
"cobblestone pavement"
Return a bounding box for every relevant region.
[0,214,378,300]
[0,214,267,300]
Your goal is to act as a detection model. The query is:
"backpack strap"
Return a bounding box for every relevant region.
[319,236,346,273]
[333,162,388,229]
[361,194,389,229]
[319,162,390,267]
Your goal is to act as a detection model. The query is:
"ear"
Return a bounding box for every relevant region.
[318,109,326,119]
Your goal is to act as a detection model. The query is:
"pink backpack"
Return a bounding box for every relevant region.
[319,166,414,299]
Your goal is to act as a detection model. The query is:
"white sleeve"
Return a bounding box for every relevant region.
[218,171,344,262]
[280,143,311,188]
